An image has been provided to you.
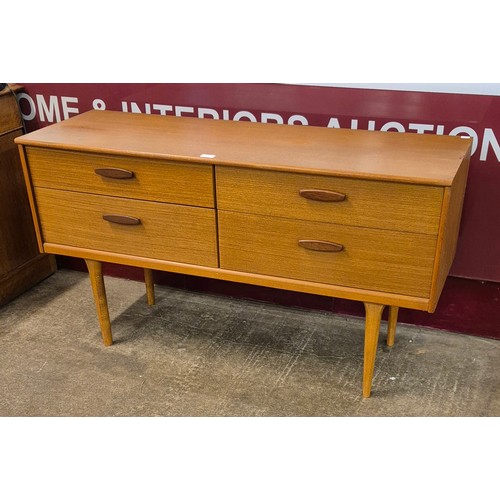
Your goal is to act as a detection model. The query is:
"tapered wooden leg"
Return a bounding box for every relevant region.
[387,306,399,347]
[85,259,113,346]
[363,302,385,398]
[144,268,155,306]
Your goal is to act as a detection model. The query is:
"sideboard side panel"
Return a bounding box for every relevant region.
[17,145,45,253]
[428,156,471,312]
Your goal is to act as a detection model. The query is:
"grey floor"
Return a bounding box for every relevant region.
[0,269,498,416]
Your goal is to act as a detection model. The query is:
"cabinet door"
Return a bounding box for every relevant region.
[0,130,40,275]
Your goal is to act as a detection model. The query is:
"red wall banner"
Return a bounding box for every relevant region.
[16,83,500,282]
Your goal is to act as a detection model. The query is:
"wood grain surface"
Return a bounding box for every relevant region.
[34,188,218,267]
[26,146,215,208]
[16,110,472,186]
[218,211,437,297]
[216,166,443,234]
[0,87,56,305]
[0,86,22,132]
[42,243,431,310]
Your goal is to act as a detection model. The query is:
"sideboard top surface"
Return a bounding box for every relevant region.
[16,110,472,186]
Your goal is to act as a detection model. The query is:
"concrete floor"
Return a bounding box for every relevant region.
[0,269,498,416]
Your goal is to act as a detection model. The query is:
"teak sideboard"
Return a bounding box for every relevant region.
[16,110,472,397]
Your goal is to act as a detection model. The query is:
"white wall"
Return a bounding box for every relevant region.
[303,83,500,96]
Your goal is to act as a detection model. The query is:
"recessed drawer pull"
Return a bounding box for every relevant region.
[95,168,135,179]
[299,189,346,202]
[298,239,344,252]
[102,214,141,225]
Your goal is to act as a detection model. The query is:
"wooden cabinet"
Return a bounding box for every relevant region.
[15,110,472,397]
[0,85,56,305]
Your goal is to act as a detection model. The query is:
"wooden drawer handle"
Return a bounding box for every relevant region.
[298,239,344,252]
[103,214,141,225]
[299,189,346,202]
[95,168,135,179]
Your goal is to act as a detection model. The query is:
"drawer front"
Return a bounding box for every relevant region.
[218,211,437,297]
[26,147,214,207]
[216,167,443,234]
[35,188,218,267]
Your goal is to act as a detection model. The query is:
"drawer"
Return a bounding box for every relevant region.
[216,167,443,234]
[26,147,214,207]
[35,188,218,267]
[218,211,437,297]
